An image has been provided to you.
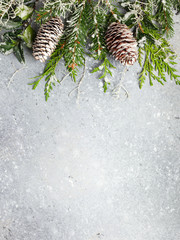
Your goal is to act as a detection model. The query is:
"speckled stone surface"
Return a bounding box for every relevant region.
[0,16,180,240]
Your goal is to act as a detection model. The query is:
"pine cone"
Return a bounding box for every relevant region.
[33,17,64,62]
[106,22,138,66]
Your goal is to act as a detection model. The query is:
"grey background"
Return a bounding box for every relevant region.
[0,15,180,240]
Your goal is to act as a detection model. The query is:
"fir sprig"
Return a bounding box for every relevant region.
[88,1,121,91]
[29,46,63,101]
[91,54,115,92]
[156,0,174,38]
[62,1,86,81]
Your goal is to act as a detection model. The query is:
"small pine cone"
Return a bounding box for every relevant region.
[33,17,64,62]
[106,22,138,66]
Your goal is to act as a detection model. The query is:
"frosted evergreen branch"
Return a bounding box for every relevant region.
[89,3,106,57]
[62,0,86,79]
[43,0,78,17]
[104,0,120,22]
[0,0,179,100]
[121,0,145,25]
[0,0,21,23]
[92,10,102,56]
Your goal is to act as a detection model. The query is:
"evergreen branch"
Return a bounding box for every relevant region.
[104,0,120,22]
[139,42,180,88]
[88,1,117,92]
[0,0,180,100]
[29,49,64,100]
[88,3,107,57]
[91,54,115,92]
[62,1,86,81]
[90,3,104,57]
[138,46,143,67]
[155,0,174,38]
[43,0,78,18]
[44,74,59,101]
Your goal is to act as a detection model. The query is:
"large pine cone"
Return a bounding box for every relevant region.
[106,22,138,66]
[33,17,64,62]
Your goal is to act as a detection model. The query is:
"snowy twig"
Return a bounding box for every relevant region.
[59,72,71,84]
[112,66,129,99]
[7,66,27,88]
[68,60,86,103]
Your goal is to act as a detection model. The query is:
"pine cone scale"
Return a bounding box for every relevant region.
[33,17,64,62]
[106,22,138,66]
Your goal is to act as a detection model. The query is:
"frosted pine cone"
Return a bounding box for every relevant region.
[33,17,64,62]
[106,22,138,66]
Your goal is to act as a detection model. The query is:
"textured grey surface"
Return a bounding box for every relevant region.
[0,17,180,240]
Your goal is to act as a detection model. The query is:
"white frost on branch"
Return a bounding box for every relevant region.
[0,0,24,24]
[43,0,77,18]
[138,36,147,48]
[121,1,145,24]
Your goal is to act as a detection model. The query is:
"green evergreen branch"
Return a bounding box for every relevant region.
[29,49,64,100]
[155,0,174,38]
[88,2,118,92]
[0,0,180,100]
[91,54,115,92]
[62,1,86,81]
[139,42,180,88]
[88,2,105,57]
[43,0,78,18]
